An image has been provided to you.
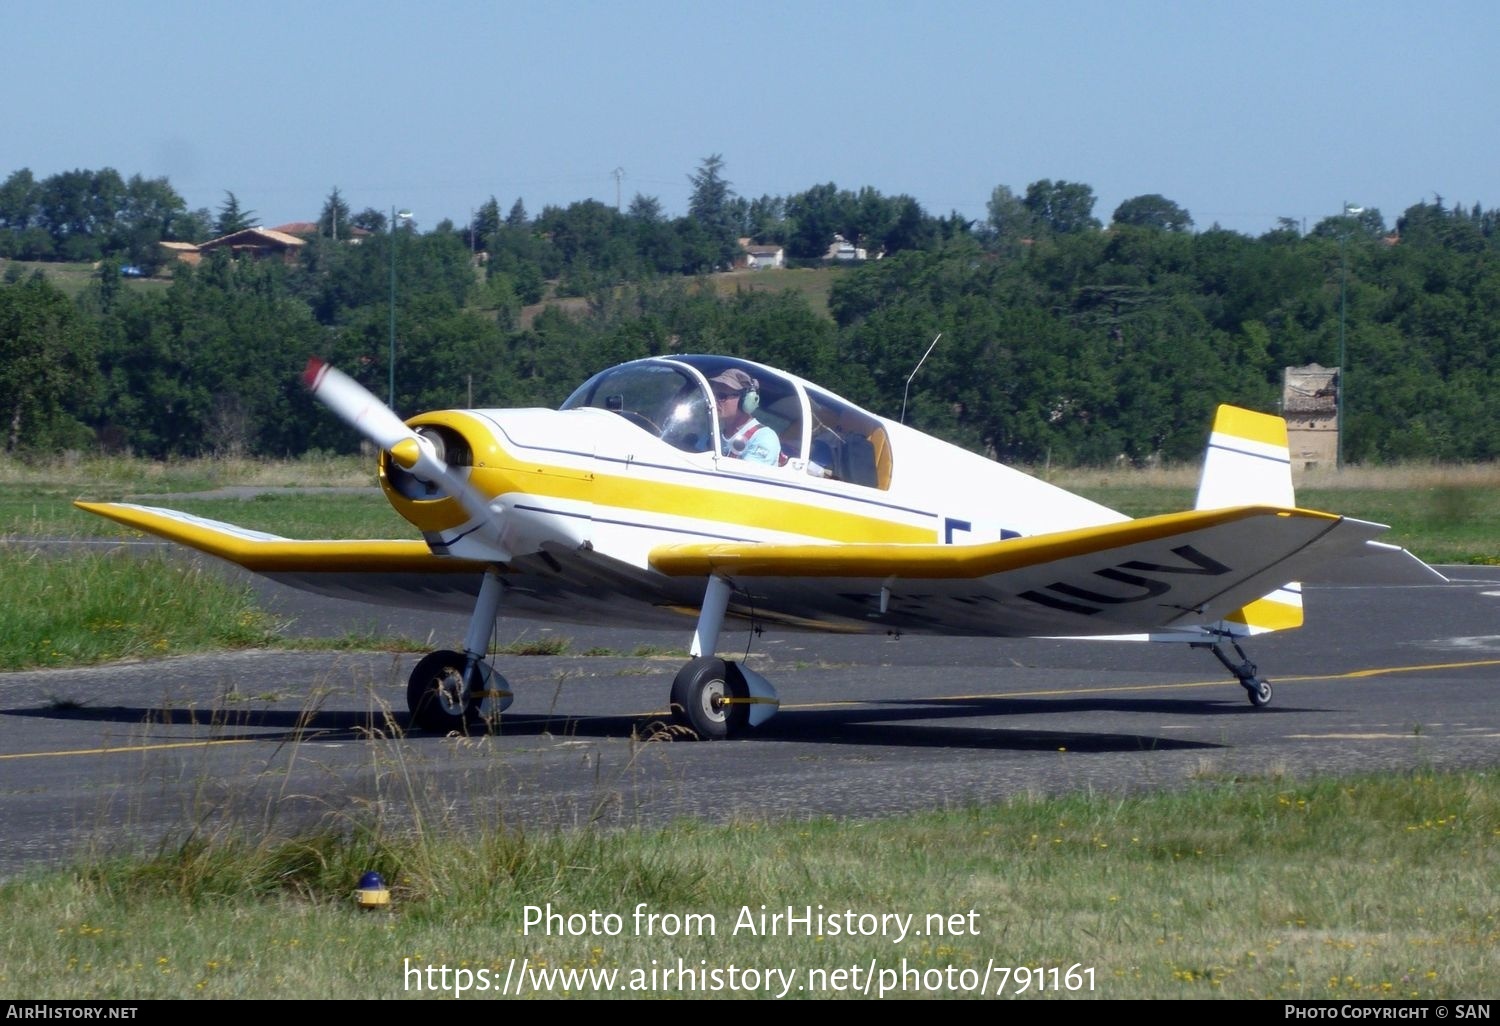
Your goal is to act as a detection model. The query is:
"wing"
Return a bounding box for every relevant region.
[75,501,490,609]
[649,505,1402,637]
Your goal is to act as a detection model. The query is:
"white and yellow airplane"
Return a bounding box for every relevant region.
[76,354,1440,737]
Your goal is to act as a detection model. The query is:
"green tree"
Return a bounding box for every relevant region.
[628,194,682,274]
[1023,179,1101,235]
[0,169,41,257]
[1309,206,1385,240]
[785,182,851,260]
[672,215,722,275]
[628,194,663,223]
[874,194,935,254]
[487,218,554,304]
[214,191,256,236]
[116,174,190,270]
[351,207,387,233]
[724,290,839,383]
[1111,194,1193,232]
[687,154,738,269]
[93,257,329,456]
[176,206,214,244]
[983,184,1040,253]
[0,168,38,230]
[38,168,127,261]
[534,199,637,294]
[319,187,352,239]
[470,196,501,250]
[744,194,786,244]
[0,273,99,451]
[1262,217,1303,241]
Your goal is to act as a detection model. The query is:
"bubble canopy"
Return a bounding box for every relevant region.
[561,355,892,490]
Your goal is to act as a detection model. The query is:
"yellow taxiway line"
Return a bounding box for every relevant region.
[0,737,259,761]
[761,656,1500,712]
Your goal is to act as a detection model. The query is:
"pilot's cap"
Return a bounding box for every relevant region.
[709,368,755,394]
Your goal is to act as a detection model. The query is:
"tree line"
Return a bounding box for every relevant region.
[2,157,1498,465]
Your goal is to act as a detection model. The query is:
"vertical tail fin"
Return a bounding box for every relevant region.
[1196,404,1294,510]
[1196,405,1303,634]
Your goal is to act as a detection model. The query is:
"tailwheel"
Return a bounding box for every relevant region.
[670,657,749,740]
[1196,637,1274,710]
[407,649,484,733]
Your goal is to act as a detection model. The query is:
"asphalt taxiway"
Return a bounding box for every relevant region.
[1,564,1497,877]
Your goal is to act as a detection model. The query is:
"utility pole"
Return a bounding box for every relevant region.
[389,207,412,410]
[1337,201,1363,471]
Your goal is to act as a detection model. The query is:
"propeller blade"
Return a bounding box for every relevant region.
[302,358,449,481]
[302,359,413,452]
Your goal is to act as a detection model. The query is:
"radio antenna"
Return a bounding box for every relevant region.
[900,333,942,425]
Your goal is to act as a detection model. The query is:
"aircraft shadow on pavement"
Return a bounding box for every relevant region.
[1,704,405,745]
[3,691,1309,752]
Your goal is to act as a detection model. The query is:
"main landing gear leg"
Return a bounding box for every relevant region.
[689,574,732,662]
[670,576,746,739]
[670,575,785,739]
[406,566,514,732]
[1195,636,1274,708]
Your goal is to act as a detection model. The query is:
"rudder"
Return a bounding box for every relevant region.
[1196,405,1302,634]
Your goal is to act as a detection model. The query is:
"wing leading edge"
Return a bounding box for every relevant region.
[649,505,1394,637]
[75,502,484,574]
[74,501,496,612]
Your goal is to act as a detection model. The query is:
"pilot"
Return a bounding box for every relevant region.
[709,368,781,465]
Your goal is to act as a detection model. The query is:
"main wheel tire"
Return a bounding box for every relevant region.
[407,649,480,732]
[670,657,748,740]
[1246,678,1273,708]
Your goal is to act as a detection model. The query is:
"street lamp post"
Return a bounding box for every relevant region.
[388,207,413,409]
[1336,201,1362,471]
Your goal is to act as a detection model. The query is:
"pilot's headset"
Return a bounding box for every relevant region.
[739,377,761,415]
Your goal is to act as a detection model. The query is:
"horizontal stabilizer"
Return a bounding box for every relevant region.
[1298,538,1448,585]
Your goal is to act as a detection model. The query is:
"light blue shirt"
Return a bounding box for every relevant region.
[723,420,781,465]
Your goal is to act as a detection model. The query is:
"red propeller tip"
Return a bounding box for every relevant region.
[302,358,329,390]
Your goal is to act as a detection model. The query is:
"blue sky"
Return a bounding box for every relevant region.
[6,1,1496,237]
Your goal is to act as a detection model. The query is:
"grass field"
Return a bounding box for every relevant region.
[519,266,850,328]
[0,453,396,540]
[705,266,849,319]
[0,767,1493,999]
[1,258,172,297]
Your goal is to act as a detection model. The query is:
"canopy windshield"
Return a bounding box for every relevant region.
[560,361,713,454]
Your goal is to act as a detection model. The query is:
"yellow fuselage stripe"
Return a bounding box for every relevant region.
[395,457,938,545]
